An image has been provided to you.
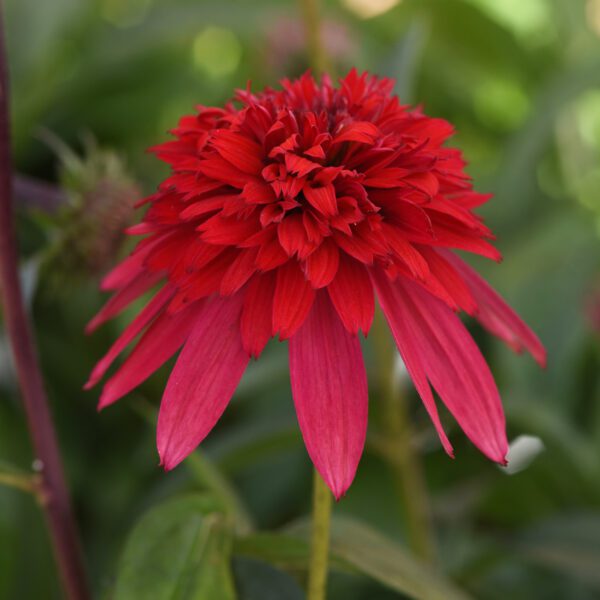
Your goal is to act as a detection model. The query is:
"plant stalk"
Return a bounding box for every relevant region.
[299,0,334,593]
[299,0,330,76]
[373,311,436,563]
[307,469,333,600]
[0,7,89,599]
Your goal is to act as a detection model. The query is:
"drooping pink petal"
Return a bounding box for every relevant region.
[371,271,453,456]
[100,236,162,291]
[328,254,374,335]
[220,248,258,295]
[419,246,477,315]
[372,270,508,463]
[241,272,276,358]
[304,239,339,288]
[86,270,163,333]
[157,294,249,470]
[381,223,430,280]
[444,252,546,367]
[84,286,174,390]
[98,300,203,409]
[289,292,368,499]
[273,260,315,339]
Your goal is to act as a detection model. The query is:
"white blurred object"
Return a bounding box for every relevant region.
[21,258,39,309]
[503,435,545,475]
[342,0,401,20]
[0,333,12,385]
[393,352,409,385]
[0,260,38,387]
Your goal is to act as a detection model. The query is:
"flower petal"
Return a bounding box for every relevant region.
[419,247,477,315]
[273,261,315,339]
[220,249,258,295]
[372,270,507,463]
[211,131,264,174]
[371,271,453,456]
[328,254,374,335]
[445,253,546,366]
[278,213,310,258]
[98,300,202,409]
[241,272,276,358]
[86,270,162,333]
[289,292,368,499]
[304,239,339,288]
[332,121,380,145]
[100,236,161,291]
[157,294,248,469]
[304,184,337,216]
[84,286,174,390]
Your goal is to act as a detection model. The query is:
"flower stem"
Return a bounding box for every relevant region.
[299,0,330,76]
[307,469,333,600]
[373,311,436,563]
[0,8,89,600]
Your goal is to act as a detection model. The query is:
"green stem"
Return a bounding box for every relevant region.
[299,0,330,76]
[372,311,436,563]
[307,469,332,600]
[0,470,40,495]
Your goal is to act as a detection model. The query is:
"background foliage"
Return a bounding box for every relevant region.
[1,0,599,598]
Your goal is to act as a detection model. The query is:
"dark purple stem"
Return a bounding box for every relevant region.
[0,6,89,600]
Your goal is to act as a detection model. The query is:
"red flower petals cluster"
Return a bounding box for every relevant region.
[86,70,545,499]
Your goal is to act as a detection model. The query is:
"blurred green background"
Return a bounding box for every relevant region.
[1,0,599,598]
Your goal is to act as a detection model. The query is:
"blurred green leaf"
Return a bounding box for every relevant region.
[129,398,253,534]
[236,518,471,600]
[382,17,429,102]
[493,58,600,223]
[114,494,237,600]
[516,513,600,589]
[212,421,300,474]
[185,452,253,534]
[233,532,317,572]
[324,517,472,600]
[232,557,304,600]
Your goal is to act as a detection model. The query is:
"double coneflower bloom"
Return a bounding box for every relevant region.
[86,71,545,499]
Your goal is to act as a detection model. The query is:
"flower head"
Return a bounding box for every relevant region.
[86,70,545,499]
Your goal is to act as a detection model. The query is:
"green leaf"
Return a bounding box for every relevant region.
[114,494,237,600]
[233,532,318,572]
[325,517,472,600]
[381,17,430,103]
[128,398,253,534]
[236,518,471,600]
[232,557,304,600]
[493,58,600,225]
[515,513,600,589]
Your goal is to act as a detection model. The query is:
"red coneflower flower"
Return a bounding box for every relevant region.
[86,70,545,499]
